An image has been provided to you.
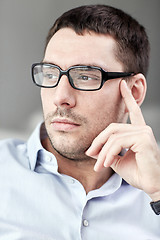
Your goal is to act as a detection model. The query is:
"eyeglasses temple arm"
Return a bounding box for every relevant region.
[103,72,135,81]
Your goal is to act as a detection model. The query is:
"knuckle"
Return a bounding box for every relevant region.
[108,133,119,144]
[108,123,118,131]
[144,125,153,138]
[145,125,152,133]
[109,122,117,127]
[140,126,153,144]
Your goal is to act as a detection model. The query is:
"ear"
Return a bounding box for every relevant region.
[127,73,147,107]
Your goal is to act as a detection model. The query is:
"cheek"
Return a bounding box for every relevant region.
[41,89,52,116]
[81,95,111,125]
[41,89,47,111]
[83,86,124,127]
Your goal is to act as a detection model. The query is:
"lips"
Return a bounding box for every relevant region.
[51,118,80,131]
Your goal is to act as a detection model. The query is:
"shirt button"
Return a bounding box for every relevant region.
[69,179,75,184]
[83,219,89,227]
[45,155,52,162]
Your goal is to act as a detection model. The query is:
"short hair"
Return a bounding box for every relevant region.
[45,5,150,77]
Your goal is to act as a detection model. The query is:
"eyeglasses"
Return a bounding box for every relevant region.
[32,63,135,91]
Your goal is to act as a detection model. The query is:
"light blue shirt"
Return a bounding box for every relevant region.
[0,123,159,240]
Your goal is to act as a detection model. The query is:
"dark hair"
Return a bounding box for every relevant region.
[45,5,150,76]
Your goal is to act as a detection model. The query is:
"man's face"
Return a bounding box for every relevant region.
[41,28,127,160]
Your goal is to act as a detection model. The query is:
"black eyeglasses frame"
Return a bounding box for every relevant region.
[31,63,135,91]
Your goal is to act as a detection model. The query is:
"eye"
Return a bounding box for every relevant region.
[78,74,99,81]
[43,71,58,80]
[43,73,53,79]
[80,75,89,81]
[42,65,59,79]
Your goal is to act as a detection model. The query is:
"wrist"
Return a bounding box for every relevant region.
[149,191,160,202]
[149,191,160,215]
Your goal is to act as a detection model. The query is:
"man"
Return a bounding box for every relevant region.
[0,4,160,239]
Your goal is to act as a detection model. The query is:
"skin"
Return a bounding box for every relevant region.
[41,28,160,199]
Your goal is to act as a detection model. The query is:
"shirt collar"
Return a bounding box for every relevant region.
[26,123,42,170]
[87,173,122,200]
[26,123,125,196]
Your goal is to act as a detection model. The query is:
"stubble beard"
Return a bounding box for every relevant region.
[44,104,125,162]
[47,133,92,162]
[44,108,94,161]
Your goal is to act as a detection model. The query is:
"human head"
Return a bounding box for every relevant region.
[45,4,150,77]
[40,5,148,161]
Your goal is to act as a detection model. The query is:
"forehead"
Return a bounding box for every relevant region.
[44,28,123,71]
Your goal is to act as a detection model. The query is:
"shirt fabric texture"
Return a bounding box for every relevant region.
[0,123,159,240]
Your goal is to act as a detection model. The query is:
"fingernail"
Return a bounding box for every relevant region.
[104,162,107,167]
[85,147,93,156]
[94,164,98,172]
[94,160,99,170]
[85,149,90,156]
[104,158,108,168]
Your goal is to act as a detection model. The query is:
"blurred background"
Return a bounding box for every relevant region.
[0,0,160,142]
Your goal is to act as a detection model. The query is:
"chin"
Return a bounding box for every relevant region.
[48,135,91,161]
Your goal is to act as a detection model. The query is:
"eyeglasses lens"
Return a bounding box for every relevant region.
[33,65,102,90]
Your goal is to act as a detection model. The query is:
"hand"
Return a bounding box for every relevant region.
[86,80,160,201]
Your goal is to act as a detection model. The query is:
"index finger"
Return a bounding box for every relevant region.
[120,80,146,125]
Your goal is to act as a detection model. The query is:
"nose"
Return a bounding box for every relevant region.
[53,75,76,109]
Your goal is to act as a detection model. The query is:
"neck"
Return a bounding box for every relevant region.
[42,137,114,194]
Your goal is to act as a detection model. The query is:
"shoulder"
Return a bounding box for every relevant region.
[0,138,24,148]
[0,138,25,155]
[0,138,30,169]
